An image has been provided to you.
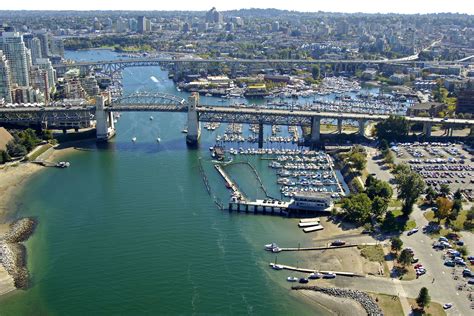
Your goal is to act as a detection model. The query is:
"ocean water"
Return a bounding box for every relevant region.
[0,50,327,315]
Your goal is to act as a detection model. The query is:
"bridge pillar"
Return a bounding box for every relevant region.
[337,118,342,134]
[358,119,366,137]
[95,93,115,141]
[258,123,264,149]
[310,117,321,144]
[423,122,432,137]
[186,93,201,146]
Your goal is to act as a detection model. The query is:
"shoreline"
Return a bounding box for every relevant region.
[0,144,81,297]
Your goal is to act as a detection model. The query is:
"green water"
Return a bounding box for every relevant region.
[0,50,328,315]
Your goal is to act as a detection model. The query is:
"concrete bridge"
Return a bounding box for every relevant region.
[1,92,473,146]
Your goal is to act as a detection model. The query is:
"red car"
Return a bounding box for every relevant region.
[414,264,423,269]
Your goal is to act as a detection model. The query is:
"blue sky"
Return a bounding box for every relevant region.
[2,0,473,14]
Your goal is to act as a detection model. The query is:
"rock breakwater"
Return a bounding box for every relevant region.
[0,217,37,289]
[292,285,383,316]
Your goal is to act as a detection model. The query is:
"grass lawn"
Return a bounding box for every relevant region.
[405,220,417,230]
[397,264,416,281]
[358,245,390,276]
[408,298,446,316]
[369,293,403,315]
[389,200,402,208]
[27,144,52,161]
[424,210,473,233]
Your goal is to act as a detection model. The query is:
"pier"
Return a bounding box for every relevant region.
[214,164,246,199]
[269,263,364,277]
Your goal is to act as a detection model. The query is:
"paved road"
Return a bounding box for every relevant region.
[401,205,472,315]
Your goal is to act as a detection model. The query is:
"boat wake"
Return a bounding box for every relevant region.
[150,76,159,83]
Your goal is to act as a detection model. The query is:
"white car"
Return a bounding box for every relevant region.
[443,303,453,309]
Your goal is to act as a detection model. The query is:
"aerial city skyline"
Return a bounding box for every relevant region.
[1,0,473,14]
[0,3,473,316]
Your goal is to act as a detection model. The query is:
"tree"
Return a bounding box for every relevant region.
[348,152,367,172]
[384,150,395,165]
[366,179,393,201]
[392,163,410,176]
[6,140,27,157]
[375,115,410,142]
[416,287,431,311]
[379,139,389,151]
[440,184,450,197]
[372,196,389,218]
[434,197,453,223]
[0,150,10,164]
[398,249,414,267]
[311,65,320,80]
[365,174,376,188]
[467,207,474,222]
[452,199,462,213]
[390,237,403,253]
[395,170,425,216]
[340,193,373,224]
[425,186,437,204]
[453,189,462,200]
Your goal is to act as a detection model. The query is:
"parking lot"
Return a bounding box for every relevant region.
[391,142,474,200]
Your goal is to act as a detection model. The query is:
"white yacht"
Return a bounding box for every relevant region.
[132,137,137,142]
[287,276,298,282]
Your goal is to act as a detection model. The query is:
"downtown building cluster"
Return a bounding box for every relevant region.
[0,26,62,105]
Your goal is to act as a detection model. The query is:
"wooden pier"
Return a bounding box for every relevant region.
[278,244,358,252]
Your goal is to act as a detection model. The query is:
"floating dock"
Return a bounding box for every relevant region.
[298,221,321,228]
[299,217,320,223]
[303,225,324,233]
[269,263,364,277]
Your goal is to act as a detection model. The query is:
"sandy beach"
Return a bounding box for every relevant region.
[0,145,77,296]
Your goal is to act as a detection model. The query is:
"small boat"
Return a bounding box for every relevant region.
[156,138,161,143]
[132,137,137,142]
[323,272,336,279]
[272,247,282,253]
[150,116,154,120]
[181,128,188,133]
[287,276,298,282]
[271,264,284,270]
[299,278,309,284]
[265,243,279,251]
[308,272,322,279]
[209,146,214,151]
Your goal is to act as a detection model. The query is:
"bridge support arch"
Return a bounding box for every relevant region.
[337,118,343,134]
[310,117,321,145]
[423,122,432,137]
[186,93,201,146]
[258,123,264,148]
[96,93,115,141]
[358,119,366,137]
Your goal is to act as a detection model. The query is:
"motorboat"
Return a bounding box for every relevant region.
[272,247,282,253]
[298,278,309,284]
[308,272,322,279]
[156,138,161,143]
[265,243,279,251]
[150,116,154,120]
[181,128,188,133]
[132,137,137,142]
[287,276,298,282]
[323,272,336,279]
[271,264,284,270]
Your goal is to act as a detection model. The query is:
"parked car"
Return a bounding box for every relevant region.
[463,269,473,278]
[407,228,419,236]
[439,237,449,242]
[468,279,474,285]
[331,240,346,246]
[444,260,455,267]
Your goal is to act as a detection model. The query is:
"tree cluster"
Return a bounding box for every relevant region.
[374,115,409,142]
[340,175,392,225]
[393,163,425,216]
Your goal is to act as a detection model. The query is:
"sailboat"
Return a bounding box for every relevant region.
[156,137,161,143]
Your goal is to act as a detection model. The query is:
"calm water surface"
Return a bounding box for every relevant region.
[0,50,327,315]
